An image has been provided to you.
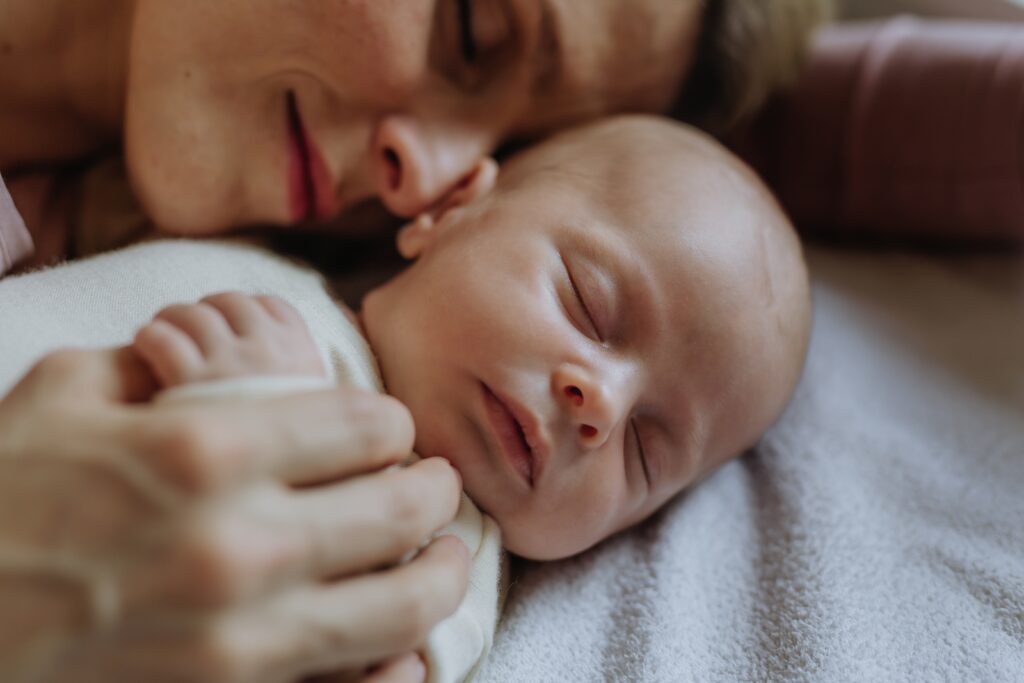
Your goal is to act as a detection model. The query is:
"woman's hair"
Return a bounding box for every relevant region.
[675,0,834,135]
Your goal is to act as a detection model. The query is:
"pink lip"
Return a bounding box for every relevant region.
[285,92,339,223]
[481,384,548,488]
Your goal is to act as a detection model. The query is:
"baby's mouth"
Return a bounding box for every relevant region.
[481,384,536,488]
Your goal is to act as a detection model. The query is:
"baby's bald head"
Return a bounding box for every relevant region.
[365,115,811,558]
[503,115,811,473]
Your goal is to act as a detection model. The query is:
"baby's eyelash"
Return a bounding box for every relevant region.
[561,256,602,341]
[632,419,651,487]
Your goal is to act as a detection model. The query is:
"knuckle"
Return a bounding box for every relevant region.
[346,393,415,464]
[149,417,237,495]
[393,581,436,647]
[32,348,89,381]
[383,475,425,531]
[187,622,254,683]
[175,522,249,607]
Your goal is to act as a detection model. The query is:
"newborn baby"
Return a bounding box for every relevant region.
[138,114,810,561]
[0,115,810,682]
[127,115,810,680]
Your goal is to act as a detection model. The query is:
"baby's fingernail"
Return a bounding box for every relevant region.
[449,461,462,487]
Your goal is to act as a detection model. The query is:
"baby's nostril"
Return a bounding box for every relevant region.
[565,386,584,406]
[383,147,401,191]
[580,425,598,439]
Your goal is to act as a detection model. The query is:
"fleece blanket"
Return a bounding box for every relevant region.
[476,246,1024,682]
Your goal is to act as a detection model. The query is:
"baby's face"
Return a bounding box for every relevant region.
[362,117,808,560]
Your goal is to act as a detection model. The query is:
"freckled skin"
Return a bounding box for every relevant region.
[122,0,704,234]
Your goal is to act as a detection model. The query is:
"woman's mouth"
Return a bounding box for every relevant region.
[481,384,544,488]
[285,91,338,223]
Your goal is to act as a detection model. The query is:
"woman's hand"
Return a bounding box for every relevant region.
[0,347,469,683]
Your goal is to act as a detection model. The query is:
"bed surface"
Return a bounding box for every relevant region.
[476,246,1024,682]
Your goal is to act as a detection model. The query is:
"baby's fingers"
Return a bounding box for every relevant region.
[154,302,235,353]
[256,294,307,327]
[134,319,204,387]
[201,291,278,336]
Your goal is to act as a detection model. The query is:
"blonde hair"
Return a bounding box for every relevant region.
[675,0,834,135]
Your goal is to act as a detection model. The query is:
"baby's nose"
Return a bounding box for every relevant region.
[554,366,624,450]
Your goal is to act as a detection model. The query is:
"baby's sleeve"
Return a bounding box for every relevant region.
[421,497,506,683]
[731,18,1024,245]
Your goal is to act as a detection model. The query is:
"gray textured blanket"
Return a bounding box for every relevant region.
[477,246,1024,682]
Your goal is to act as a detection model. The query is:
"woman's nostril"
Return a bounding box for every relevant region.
[565,386,584,406]
[580,425,598,439]
[383,147,401,191]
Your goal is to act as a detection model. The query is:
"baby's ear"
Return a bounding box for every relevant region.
[395,158,498,260]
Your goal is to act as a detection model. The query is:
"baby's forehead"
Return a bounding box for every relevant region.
[519,122,761,229]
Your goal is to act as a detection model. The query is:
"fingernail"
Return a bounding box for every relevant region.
[439,534,470,562]
[449,461,463,488]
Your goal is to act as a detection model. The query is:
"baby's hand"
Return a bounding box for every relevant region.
[133,292,325,388]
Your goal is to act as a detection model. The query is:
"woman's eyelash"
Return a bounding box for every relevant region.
[457,0,478,62]
[632,419,651,487]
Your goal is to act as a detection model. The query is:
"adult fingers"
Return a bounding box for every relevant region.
[274,535,469,673]
[124,460,462,613]
[125,386,415,495]
[113,538,466,683]
[301,654,425,683]
[359,654,427,683]
[10,346,159,406]
[284,458,463,579]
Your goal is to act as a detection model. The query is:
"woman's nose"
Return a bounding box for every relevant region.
[371,115,489,218]
[553,364,630,450]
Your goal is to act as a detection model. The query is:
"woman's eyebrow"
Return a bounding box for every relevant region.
[530,0,563,96]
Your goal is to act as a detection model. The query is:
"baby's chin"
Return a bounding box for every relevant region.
[497,513,609,561]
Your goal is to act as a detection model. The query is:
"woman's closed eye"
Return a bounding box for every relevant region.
[457,0,478,62]
[437,0,513,90]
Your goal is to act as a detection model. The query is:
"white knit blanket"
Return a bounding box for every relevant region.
[476,246,1024,682]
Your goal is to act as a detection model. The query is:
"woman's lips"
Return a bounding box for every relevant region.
[481,384,547,488]
[285,92,339,223]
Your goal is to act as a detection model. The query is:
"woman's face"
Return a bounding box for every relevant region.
[124,0,702,234]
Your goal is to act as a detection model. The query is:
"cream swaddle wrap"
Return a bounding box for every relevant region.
[0,238,504,683]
